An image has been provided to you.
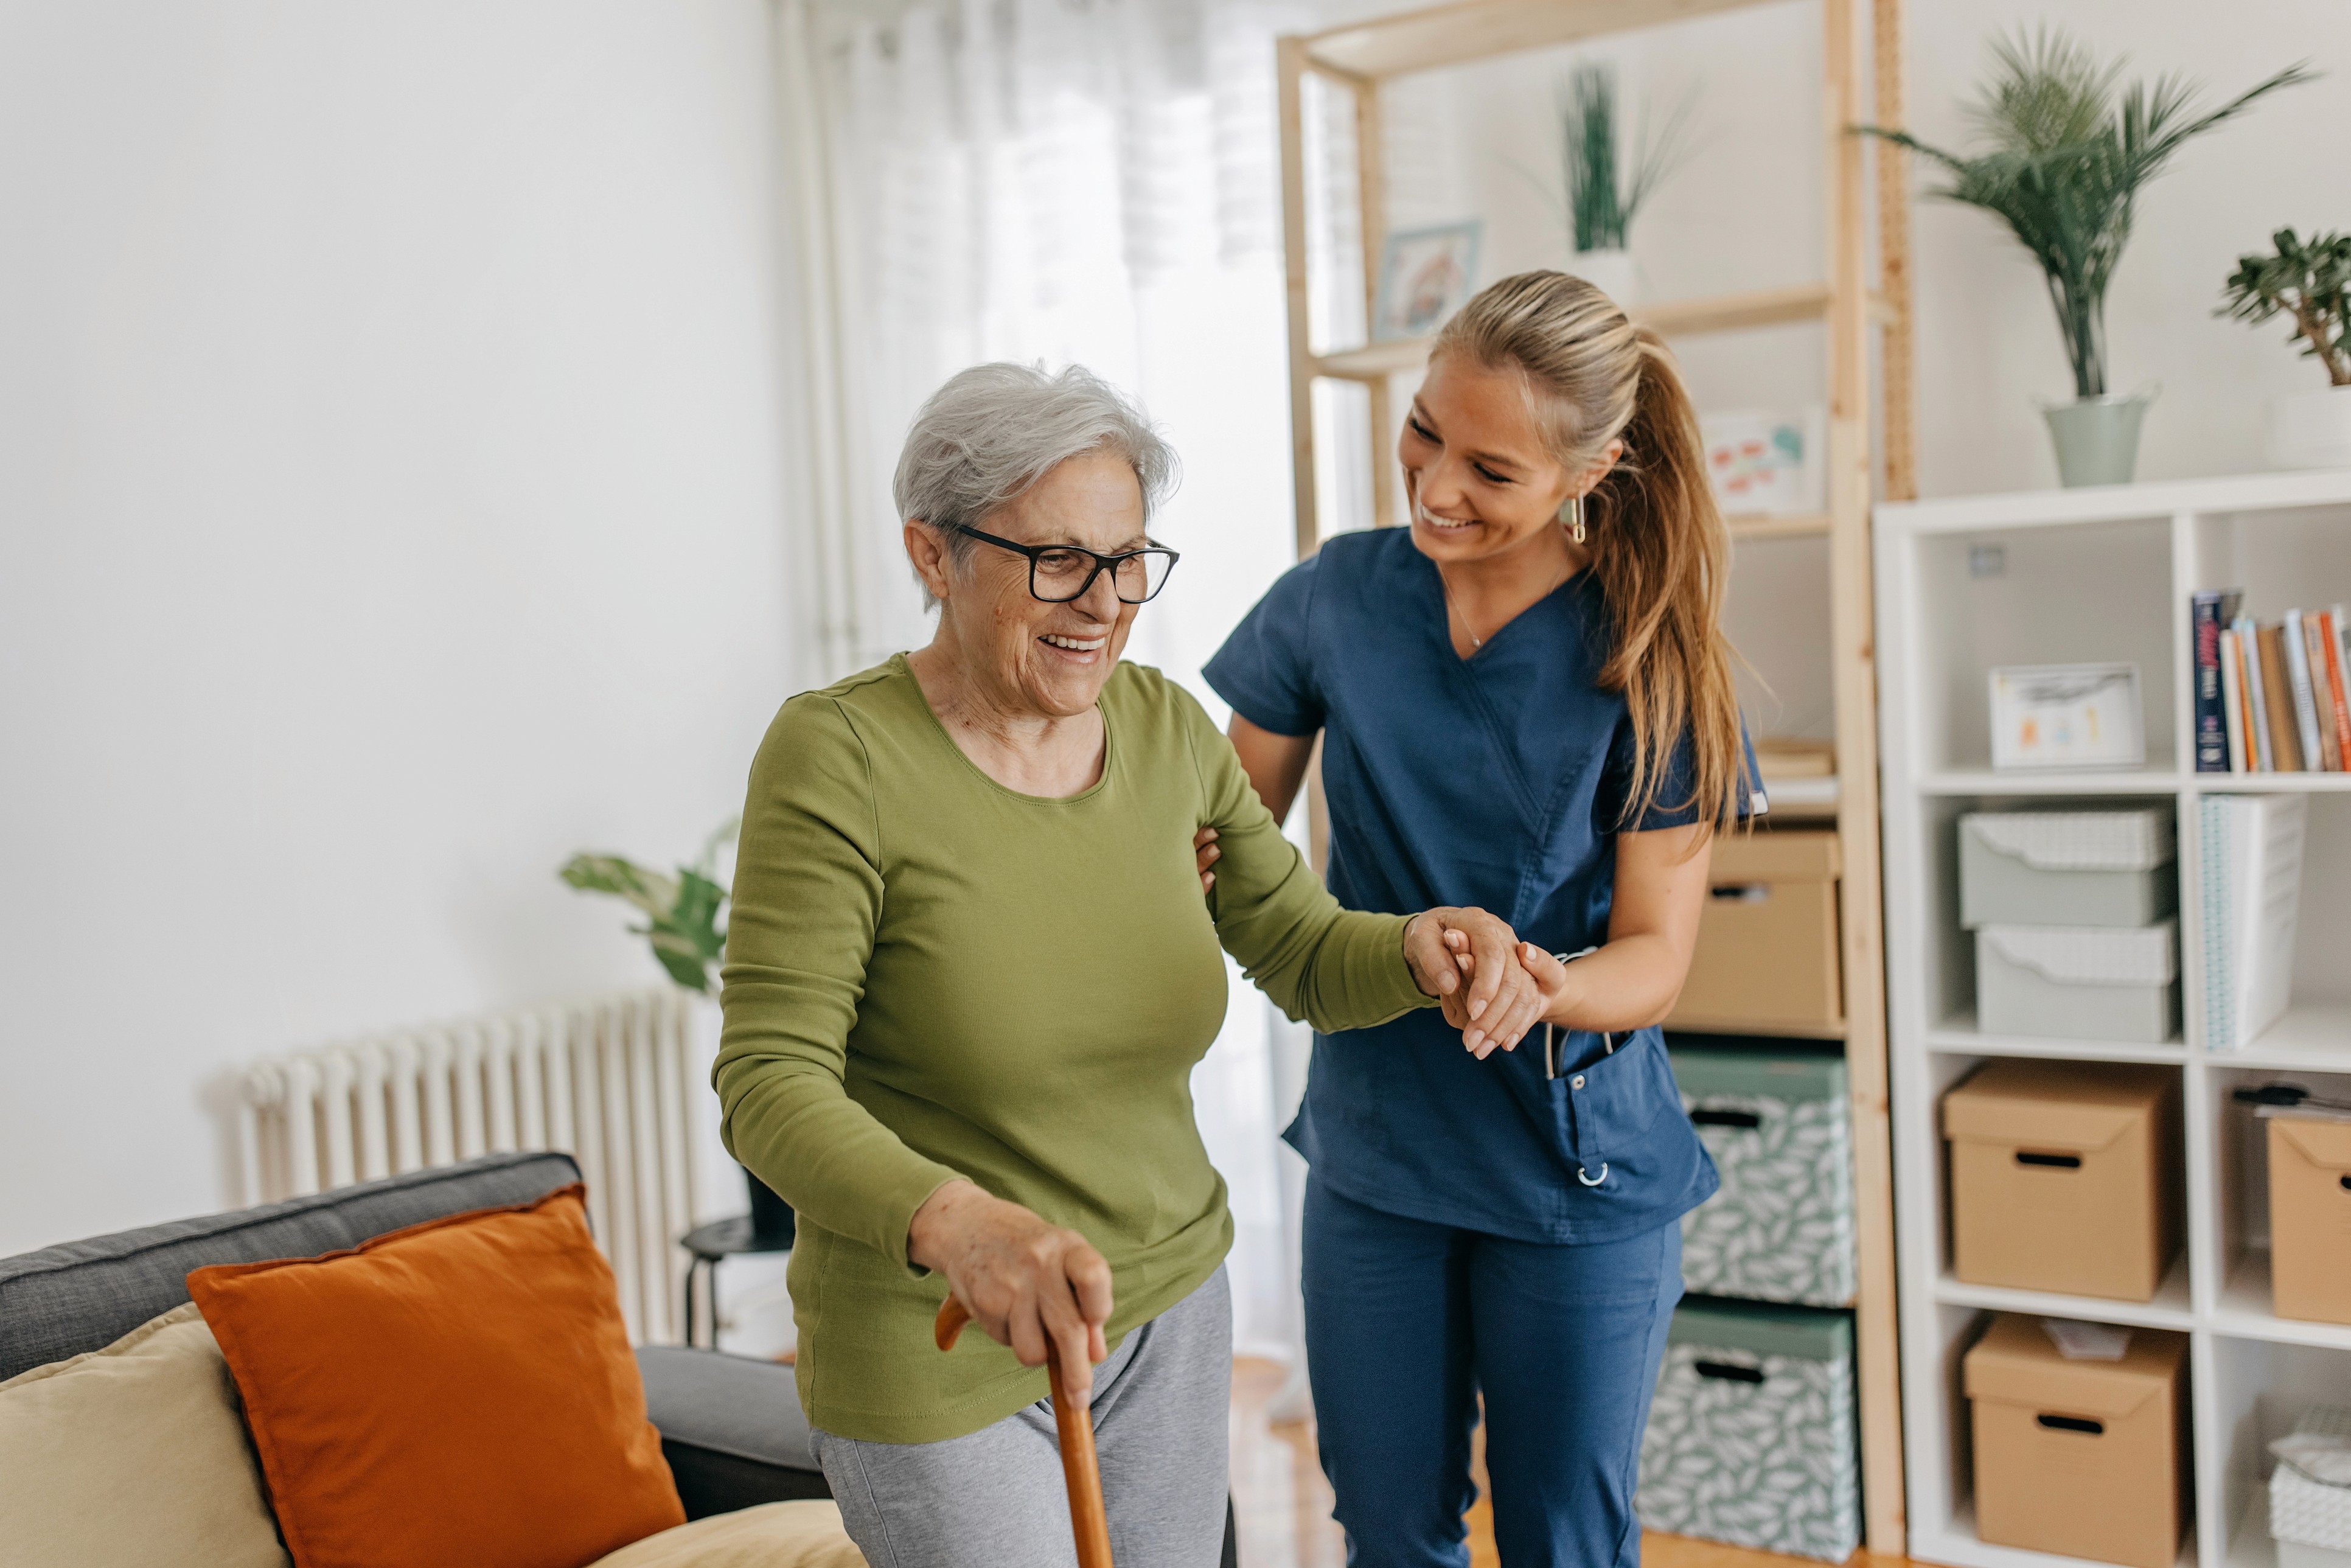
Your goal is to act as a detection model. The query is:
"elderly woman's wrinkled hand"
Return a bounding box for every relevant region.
[1402,907,1547,1060]
[907,1179,1116,1398]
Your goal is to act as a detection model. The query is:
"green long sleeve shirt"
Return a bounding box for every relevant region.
[714,653,1433,1443]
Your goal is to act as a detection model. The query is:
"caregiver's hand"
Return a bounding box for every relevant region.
[1404,907,1542,1059]
[908,1179,1113,1396]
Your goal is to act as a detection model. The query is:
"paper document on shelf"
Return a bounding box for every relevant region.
[2040,1317,2134,1361]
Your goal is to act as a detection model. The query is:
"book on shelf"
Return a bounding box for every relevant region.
[2240,613,2276,770]
[2313,605,2351,768]
[2192,590,2241,772]
[2285,609,2331,771]
[2205,594,2351,771]
[2221,629,2249,773]
[2199,792,2307,1051]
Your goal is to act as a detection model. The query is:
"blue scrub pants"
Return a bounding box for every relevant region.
[1302,1176,1683,1568]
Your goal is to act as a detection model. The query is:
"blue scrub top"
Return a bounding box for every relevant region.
[1205,526,1752,1245]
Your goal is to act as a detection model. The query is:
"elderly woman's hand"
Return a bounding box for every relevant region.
[908,1179,1115,1398]
[1404,908,1545,1061]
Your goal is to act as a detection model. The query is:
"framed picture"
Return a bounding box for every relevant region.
[1989,663,2146,770]
[1372,222,1482,341]
[1700,407,1827,516]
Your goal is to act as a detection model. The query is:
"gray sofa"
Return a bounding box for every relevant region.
[0,1151,824,1521]
[1,1151,1242,1564]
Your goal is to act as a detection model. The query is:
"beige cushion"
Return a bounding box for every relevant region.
[587,1500,868,1567]
[0,1301,291,1568]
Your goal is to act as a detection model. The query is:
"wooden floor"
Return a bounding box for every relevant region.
[1230,1356,1897,1568]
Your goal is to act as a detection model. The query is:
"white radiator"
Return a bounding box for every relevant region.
[236,986,706,1345]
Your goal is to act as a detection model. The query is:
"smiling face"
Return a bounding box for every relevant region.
[1400,350,1620,570]
[925,448,1147,721]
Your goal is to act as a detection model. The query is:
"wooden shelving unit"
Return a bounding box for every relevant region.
[1274,0,1916,1553]
[1875,469,2351,1568]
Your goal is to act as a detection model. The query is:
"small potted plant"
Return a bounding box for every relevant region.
[2220,228,2351,469]
[1554,61,1693,305]
[1864,30,2308,486]
[562,823,794,1246]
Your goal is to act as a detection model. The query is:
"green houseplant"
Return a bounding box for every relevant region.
[560,821,736,994]
[1553,61,1694,305]
[2219,228,2351,469]
[1863,30,2311,486]
[562,822,795,1247]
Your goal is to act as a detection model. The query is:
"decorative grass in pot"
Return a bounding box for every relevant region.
[1554,61,1694,305]
[2220,228,2351,469]
[1863,30,2311,487]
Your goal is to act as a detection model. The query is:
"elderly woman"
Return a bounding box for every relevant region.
[716,362,1546,1567]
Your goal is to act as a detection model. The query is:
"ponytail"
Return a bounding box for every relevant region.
[1434,271,1750,835]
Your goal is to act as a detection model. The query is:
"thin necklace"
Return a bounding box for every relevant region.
[1438,558,1570,650]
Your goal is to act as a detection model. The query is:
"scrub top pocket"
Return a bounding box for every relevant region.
[1553,1031,1698,1206]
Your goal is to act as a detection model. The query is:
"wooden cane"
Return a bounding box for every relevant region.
[935,1296,1115,1568]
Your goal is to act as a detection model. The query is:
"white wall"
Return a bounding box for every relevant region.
[0,1,803,1256]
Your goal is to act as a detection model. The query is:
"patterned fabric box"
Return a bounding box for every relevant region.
[1670,1044,1856,1306]
[1637,1299,1859,1562]
[2274,1405,2351,1556]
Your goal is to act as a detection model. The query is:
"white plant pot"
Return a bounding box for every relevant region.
[2268,385,2351,470]
[1568,248,1638,306]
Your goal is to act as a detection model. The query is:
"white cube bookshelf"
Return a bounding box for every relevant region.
[1876,470,2351,1568]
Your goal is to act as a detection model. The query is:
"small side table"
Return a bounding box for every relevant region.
[681,1216,792,1350]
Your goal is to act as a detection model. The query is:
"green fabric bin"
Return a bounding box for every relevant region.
[1669,1045,1857,1306]
[1637,1298,1860,1562]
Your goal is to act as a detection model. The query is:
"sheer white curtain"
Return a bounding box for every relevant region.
[784,0,1327,1357]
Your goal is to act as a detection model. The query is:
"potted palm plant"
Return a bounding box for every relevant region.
[1864,30,2310,486]
[2220,228,2351,469]
[1554,61,1694,305]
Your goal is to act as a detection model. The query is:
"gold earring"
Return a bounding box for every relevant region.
[1560,493,1587,545]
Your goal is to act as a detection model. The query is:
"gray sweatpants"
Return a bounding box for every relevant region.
[811,1267,1231,1568]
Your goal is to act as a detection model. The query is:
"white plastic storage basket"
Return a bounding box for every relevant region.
[1637,1299,1859,1561]
[1669,1044,1856,1306]
[1960,809,2175,929]
[1976,919,2179,1044]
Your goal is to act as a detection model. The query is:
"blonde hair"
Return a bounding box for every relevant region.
[1433,270,1749,834]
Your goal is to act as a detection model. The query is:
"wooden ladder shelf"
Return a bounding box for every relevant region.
[1273,0,1916,1552]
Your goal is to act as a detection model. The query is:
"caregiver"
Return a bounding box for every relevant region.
[716,361,1549,1568]
[1202,271,1760,1568]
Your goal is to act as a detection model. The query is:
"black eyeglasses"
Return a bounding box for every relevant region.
[945,523,1181,604]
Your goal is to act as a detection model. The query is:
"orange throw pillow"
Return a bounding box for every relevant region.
[188,1184,684,1568]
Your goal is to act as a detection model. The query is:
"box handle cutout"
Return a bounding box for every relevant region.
[2340,1176,2349,1193]
[2036,1414,2105,1436]
[1709,884,1770,904]
[1691,1109,1764,1130]
[2016,1151,2083,1169]
[1693,1361,1766,1384]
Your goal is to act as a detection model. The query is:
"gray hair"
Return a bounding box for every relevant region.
[894,363,1177,594]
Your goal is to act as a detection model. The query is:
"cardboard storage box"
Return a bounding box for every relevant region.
[1976,919,2179,1044]
[1960,809,2176,929]
[2272,1404,2351,1568]
[1668,830,1841,1033]
[2269,1115,2351,1325]
[1670,1044,1856,1306]
[1965,1313,2188,1568]
[1637,1299,1859,1562]
[1943,1059,2181,1301]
